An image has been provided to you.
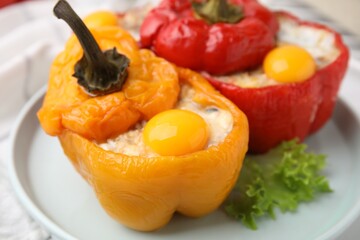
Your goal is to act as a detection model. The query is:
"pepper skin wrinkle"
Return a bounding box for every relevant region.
[38,16,180,142]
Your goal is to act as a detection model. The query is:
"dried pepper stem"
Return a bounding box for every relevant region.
[54,0,129,96]
[192,0,243,24]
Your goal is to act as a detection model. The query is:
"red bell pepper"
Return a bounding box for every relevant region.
[0,0,25,8]
[206,12,349,153]
[140,0,279,75]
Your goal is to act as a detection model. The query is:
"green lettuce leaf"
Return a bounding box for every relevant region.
[224,140,332,230]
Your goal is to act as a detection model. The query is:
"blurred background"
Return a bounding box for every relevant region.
[1,0,359,37]
[303,0,360,38]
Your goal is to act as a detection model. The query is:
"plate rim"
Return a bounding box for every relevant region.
[7,85,77,240]
[7,59,360,240]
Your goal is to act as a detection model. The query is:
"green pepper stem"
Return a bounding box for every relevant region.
[192,0,243,24]
[53,0,129,96]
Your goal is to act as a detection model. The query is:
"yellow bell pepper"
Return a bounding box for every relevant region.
[38,1,249,232]
[58,67,249,231]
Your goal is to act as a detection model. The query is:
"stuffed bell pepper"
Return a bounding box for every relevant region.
[137,0,349,153]
[37,0,249,231]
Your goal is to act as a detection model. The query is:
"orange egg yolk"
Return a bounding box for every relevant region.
[143,109,209,156]
[264,45,316,83]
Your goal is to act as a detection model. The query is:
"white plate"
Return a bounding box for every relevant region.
[7,59,360,240]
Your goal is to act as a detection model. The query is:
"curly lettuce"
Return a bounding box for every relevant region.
[224,140,332,230]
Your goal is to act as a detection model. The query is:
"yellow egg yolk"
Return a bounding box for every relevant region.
[264,45,316,83]
[143,109,209,156]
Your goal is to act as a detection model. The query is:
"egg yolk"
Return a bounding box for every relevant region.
[264,45,316,83]
[143,109,209,156]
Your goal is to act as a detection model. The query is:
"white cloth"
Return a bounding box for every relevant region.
[0,0,359,239]
[0,1,155,239]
